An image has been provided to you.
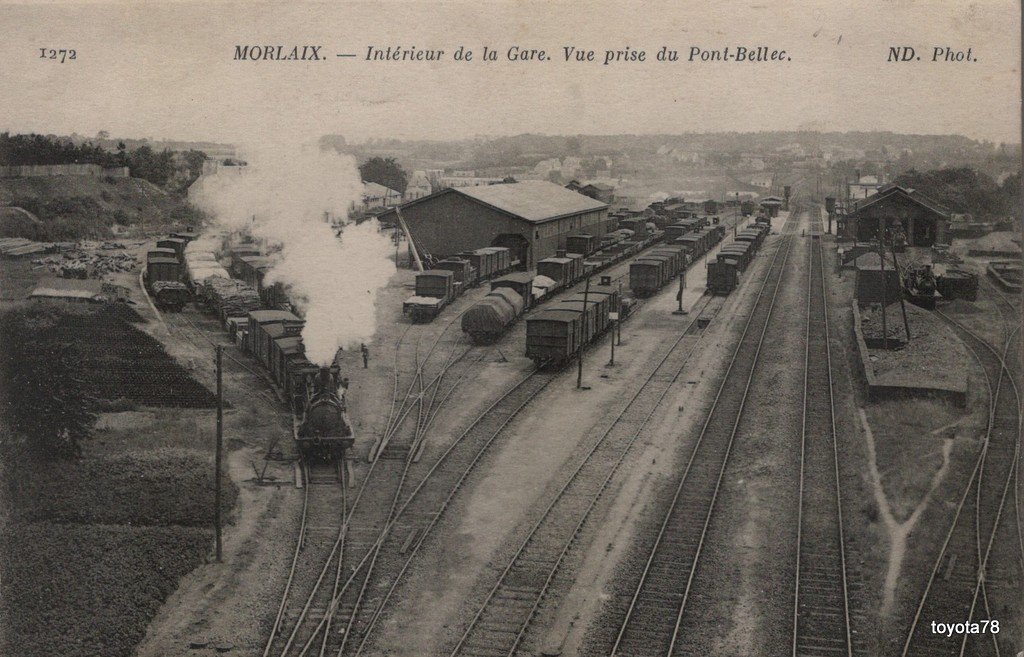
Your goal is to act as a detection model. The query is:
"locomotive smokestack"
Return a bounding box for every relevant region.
[315,365,335,392]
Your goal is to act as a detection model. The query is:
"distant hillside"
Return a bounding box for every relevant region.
[0,175,205,240]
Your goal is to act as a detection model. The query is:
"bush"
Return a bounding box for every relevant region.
[11,449,238,527]
[0,306,96,460]
[0,522,211,657]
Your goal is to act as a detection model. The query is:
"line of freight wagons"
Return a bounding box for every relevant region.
[458,227,667,343]
[628,224,726,297]
[403,246,519,322]
[706,223,771,296]
[524,223,729,366]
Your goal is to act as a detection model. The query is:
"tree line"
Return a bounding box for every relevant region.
[0,132,207,194]
[892,167,1020,219]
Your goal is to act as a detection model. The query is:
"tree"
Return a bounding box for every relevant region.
[359,156,409,194]
[0,307,96,460]
[892,167,1003,216]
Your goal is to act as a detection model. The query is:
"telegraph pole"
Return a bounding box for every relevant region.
[577,275,591,389]
[215,345,223,562]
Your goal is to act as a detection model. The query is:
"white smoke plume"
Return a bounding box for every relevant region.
[193,142,396,365]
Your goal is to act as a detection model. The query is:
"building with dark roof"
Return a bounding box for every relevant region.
[29,277,130,303]
[847,185,951,247]
[380,180,610,268]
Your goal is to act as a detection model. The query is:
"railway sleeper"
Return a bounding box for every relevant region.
[460,640,514,657]
[494,586,541,599]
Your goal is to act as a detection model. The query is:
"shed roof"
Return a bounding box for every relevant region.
[394,181,607,224]
[851,185,951,218]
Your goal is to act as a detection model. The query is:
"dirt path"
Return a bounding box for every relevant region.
[858,408,955,617]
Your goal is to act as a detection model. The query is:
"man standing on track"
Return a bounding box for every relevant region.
[361,343,369,369]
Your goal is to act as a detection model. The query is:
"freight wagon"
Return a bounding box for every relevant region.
[490,272,536,304]
[458,246,517,280]
[718,243,752,271]
[150,280,190,311]
[565,234,599,256]
[404,269,456,322]
[436,258,477,290]
[146,257,181,286]
[525,309,582,366]
[403,246,519,324]
[706,222,770,297]
[247,309,304,367]
[524,284,623,366]
[243,307,354,460]
[147,248,177,262]
[461,287,526,344]
[631,256,670,297]
[537,254,586,290]
[157,238,188,260]
[707,258,740,296]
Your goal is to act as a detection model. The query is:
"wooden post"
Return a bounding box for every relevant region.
[889,241,913,341]
[617,282,623,345]
[215,345,223,562]
[609,315,615,366]
[577,276,590,389]
[879,219,888,351]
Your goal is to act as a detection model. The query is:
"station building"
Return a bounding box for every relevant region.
[380,180,610,268]
[847,185,951,247]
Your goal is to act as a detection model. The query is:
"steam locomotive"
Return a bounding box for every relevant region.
[291,364,354,461]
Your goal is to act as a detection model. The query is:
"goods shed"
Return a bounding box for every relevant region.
[379,180,610,268]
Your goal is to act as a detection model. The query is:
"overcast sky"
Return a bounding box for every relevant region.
[1,0,1019,145]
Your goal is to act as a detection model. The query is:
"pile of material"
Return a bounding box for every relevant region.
[32,249,138,278]
[202,277,262,320]
[0,237,53,257]
[78,240,128,251]
[859,303,909,346]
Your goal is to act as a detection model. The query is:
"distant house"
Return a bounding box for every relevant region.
[187,162,247,203]
[580,182,615,204]
[847,185,951,246]
[533,158,561,178]
[748,174,773,189]
[362,182,402,209]
[740,156,767,171]
[404,171,432,201]
[566,180,615,204]
[759,196,784,217]
[848,174,883,200]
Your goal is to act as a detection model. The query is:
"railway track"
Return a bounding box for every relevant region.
[446,224,798,657]
[900,312,1021,657]
[445,297,718,657]
[286,364,557,656]
[265,313,474,657]
[343,239,732,655]
[603,220,798,657]
[792,233,855,657]
[263,460,347,657]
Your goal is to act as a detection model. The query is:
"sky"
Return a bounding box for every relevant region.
[0,0,1019,144]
